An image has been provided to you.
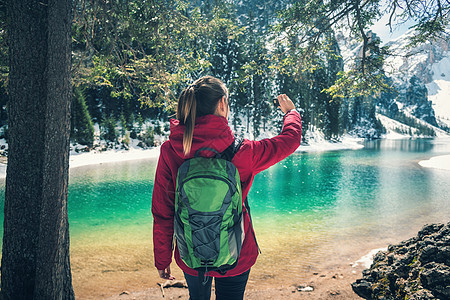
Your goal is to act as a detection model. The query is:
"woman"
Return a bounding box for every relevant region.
[152,76,301,299]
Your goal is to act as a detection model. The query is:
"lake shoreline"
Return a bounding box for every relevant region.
[73,220,447,300]
[71,213,450,300]
[1,136,450,179]
[0,135,365,179]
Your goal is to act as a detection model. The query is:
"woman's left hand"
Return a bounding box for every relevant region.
[158,266,175,280]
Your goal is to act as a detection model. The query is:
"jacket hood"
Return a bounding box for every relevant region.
[169,114,235,159]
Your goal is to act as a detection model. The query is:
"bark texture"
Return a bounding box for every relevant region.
[1,0,74,299]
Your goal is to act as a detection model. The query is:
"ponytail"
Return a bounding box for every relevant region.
[179,87,197,156]
[176,76,228,156]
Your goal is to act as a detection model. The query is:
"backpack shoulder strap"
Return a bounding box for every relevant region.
[220,136,261,253]
[220,135,244,162]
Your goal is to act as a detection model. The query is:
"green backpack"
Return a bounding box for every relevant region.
[174,139,244,274]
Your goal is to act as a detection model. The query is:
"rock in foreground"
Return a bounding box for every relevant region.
[352,223,450,299]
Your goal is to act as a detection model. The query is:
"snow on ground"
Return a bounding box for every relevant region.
[402,110,450,137]
[297,130,364,152]
[352,247,388,269]
[234,113,365,152]
[69,147,161,169]
[377,112,450,138]
[0,147,161,180]
[377,113,415,139]
[419,154,450,171]
[426,51,450,127]
[0,163,5,179]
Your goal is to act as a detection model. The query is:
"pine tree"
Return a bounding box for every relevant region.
[339,98,350,135]
[101,116,118,143]
[405,76,438,126]
[131,113,144,139]
[236,10,272,137]
[71,87,95,147]
[323,33,343,139]
[119,113,128,137]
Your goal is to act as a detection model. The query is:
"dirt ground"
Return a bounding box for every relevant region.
[102,263,364,300]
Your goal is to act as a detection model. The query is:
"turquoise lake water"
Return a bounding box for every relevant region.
[62,138,450,242]
[0,138,449,294]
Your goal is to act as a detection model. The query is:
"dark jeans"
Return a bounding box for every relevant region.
[184,269,250,300]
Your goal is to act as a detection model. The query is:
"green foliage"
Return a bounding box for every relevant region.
[122,132,130,147]
[408,16,449,47]
[139,127,155,147]
[130,113,144,139]
[0,0,447,145]
[119,113,128,136]
[324,33,391,100]
[101,117,118,142]
[387,0,450,48]
[73,0,212,109]
[272,0,448,97]
[374,117,387,135]
[325,69,392,99]
[154,121,162,135]
[71,87,95,147]
[136,113,144,130]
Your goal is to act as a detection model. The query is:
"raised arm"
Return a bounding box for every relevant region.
[250,95,302,174]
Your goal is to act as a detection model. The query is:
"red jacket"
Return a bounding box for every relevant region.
[152,110,301,277]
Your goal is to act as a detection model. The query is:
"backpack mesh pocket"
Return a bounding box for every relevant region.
[190,213,222,262]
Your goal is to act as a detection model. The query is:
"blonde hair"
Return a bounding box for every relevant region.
[176,76,228,156]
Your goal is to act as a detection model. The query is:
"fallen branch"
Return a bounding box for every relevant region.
[157,280,188,298]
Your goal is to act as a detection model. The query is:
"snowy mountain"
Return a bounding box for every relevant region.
[384,28,450,85]
[384,28,450,129]
[337,26,450,137]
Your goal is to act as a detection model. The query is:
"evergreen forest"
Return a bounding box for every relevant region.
[0,0,448,150]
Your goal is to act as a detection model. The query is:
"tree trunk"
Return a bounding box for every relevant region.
[1,0,74,299]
